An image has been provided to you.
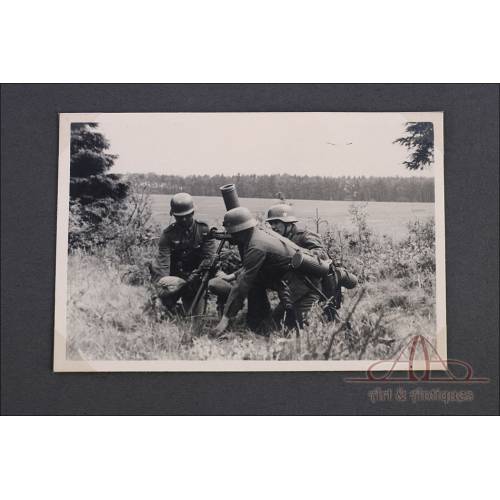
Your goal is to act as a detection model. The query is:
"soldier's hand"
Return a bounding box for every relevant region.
[215,270,236,282]
[213,316,230,337]
[186,273,197,284]
[200,256,217,271]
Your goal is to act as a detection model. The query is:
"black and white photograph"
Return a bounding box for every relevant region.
[53,112,445,371]
[1,0,499,495]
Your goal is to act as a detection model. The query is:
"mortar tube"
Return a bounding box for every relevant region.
[220,183,241,211]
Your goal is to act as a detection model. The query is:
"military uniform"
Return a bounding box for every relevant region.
[286,224,340,318]
[287,226,329,259]
[151,219,216,313]
[264,204,357,323]
[222,227,321,332]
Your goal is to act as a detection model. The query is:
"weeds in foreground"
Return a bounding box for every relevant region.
[67,253,435,361]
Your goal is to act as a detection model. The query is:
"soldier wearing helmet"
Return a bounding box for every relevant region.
[213,206,321,336]
[266,203,357,320]
[150,193,216,315]
[266,204,328,259]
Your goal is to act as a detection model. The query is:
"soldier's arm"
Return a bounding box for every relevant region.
[223,246,266,318]
[154,230,172,279]
[201,233,217,266]
[301,232,329,260]
[196,224,217,271]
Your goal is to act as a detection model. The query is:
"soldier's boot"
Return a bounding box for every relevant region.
[271,303,297,337]
[156,293,181,319]
[323,302,338,322]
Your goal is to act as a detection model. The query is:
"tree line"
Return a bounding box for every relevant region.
[127,173,434,202]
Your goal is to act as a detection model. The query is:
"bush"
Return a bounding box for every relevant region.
[320,205,436,301]
[69,180,160,266]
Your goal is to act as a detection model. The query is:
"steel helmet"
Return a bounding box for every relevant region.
[223,207,257,234]
[266,204,298,224]
[170,193,195,216]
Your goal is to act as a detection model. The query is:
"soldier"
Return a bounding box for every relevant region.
[213,207,322,337]
[266,204,328,258]
[266,203,357,319]
[150,193,216,316]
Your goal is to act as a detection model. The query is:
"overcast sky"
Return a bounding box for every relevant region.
[94,113,436,178]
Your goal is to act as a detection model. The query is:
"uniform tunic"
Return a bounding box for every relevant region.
[287,224,338,314]
[223,227,320,328]
[287,226,329,260]
[152,219,216,282]
[150,219,216,315]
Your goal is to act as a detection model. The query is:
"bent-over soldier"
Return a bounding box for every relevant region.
[150,192,216,315]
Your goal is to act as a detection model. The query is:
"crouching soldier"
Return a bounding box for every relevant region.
[212,207,322,337]
[266,203,358,320]
[150,193,216,316]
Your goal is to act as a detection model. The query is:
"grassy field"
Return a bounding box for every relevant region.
[66,252,434,361]
[66,199,437,362]
[150,194,434,240]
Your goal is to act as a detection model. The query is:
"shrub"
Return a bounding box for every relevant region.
[69,180,160,268]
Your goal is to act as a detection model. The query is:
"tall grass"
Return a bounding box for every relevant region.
[66,201,436,361]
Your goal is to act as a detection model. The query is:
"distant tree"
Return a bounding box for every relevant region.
[394,122,434,170]
[128,173,434,203]
[70,123,128,203]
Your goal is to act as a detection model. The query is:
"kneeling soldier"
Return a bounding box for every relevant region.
[150,192,216,316]
[213,207,322,337]
[266,203,357,319]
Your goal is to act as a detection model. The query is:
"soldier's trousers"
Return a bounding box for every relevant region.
[208,277,274,332]
[209,275,320,334]
[207,277,233,315]
[272,290,320,331]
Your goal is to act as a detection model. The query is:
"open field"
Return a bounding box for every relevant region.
[150,194,434,240]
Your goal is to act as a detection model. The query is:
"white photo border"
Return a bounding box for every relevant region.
[53,112,446,372]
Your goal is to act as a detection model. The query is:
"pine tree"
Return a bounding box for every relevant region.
[394,122,434,170]
[68,123,130,249]
[70,123,128,203]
